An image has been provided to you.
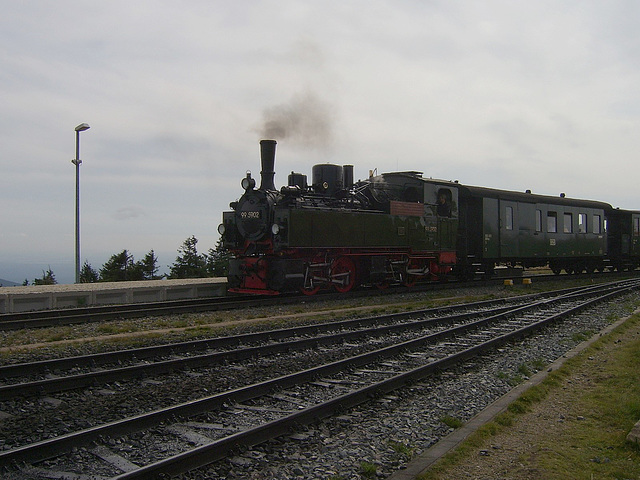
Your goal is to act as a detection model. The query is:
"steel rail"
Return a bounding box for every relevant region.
[0,277,470,329]
[0,294,298,331]
[117,286,633,479]
[1,281,634,472]
[2,272,627,331]
[0,293,529,377]
[0,281,618,378]
[0,303,519,399]
[1,282,622,398]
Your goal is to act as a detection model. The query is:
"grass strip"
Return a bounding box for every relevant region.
[420,311,640,480]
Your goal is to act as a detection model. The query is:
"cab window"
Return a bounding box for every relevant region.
[436,189,452,217]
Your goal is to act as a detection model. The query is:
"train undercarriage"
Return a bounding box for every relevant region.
[457,256,638,278]
[228,249,456,295]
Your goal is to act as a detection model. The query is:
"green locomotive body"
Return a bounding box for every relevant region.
[220,142,459,294]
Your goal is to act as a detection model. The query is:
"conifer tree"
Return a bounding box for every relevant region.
[205,237,229,277]
[99,250,133,282]
[169,236,207,278]
[136,250,160,280]
[79,261,99,283]
[34,267,57,285]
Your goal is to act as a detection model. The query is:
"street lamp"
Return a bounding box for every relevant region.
[72,123,90,283]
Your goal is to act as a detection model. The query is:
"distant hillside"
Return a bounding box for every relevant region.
[0,278,21,287]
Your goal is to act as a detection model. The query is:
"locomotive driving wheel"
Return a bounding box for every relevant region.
[403,258,422,287]
[300,257,326,295]
[331,256,357,293]
[301,284,321,295]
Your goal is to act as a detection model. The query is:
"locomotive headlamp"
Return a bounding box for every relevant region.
[241,171,256,191]
[271,224,280,235]
[217,223,226,235]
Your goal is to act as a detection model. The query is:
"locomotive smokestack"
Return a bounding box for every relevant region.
[259,139,277,191]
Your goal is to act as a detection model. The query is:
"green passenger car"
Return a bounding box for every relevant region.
[457,185,610,275]
[606,208,640,270]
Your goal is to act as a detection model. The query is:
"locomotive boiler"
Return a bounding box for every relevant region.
[218,140,458,294]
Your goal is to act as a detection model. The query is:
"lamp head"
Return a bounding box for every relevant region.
[75,123,90,132]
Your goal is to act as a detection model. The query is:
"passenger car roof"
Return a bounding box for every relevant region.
[458,184,612,210]
[379,171,614,210]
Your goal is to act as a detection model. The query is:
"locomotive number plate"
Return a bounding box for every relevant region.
[241,211,262,219]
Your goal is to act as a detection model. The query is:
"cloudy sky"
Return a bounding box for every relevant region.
[2,1,639,284]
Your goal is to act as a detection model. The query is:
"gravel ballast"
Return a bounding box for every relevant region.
[176,294,640,479]
[1,286,638,479]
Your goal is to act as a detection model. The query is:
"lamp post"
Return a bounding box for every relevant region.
[72,123,90,283]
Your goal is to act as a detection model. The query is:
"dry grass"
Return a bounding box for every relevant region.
[420,311,640,480]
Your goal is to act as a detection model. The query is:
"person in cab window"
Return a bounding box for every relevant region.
[437,192,451,217]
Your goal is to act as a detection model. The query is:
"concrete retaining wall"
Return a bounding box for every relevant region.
[0,278,227,314]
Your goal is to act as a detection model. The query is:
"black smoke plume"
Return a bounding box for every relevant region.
[260,91,333,148]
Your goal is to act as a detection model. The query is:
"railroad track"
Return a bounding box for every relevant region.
[0,282,443,331]
[0,271,615,331]
[1,279,637,479]
[0,294,293,331]
[0,292,549,399]
[0,282,616,399]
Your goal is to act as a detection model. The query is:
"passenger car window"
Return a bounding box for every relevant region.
[505,206,513,230]
[536,210,542,232]
[593,215,601,234]
[563,213,573,233]
[547,212,557,233]
[578,213,587,233]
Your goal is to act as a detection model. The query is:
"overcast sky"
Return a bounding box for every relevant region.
[2,1,639,284]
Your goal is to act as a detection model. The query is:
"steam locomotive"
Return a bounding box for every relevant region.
[218,140,640,295]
